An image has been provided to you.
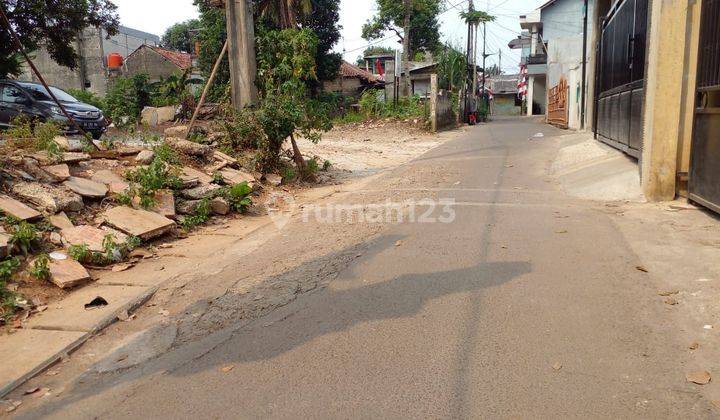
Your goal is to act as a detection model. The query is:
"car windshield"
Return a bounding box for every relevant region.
[18,83,78,103]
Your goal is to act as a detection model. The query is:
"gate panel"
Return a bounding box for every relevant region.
[689,0,720,213]
[594,0,648,158]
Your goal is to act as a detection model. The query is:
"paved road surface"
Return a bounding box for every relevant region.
[20,117,715,418]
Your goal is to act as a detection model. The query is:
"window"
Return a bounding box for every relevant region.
[0,85,27,104]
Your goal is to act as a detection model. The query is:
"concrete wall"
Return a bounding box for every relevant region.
[430,74,455,132]
[20,26,159,96]
[493,95,521,116]
[542,0,596,129]
[124,48,185,83]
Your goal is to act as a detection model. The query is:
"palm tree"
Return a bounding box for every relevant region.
[255,0,312,28]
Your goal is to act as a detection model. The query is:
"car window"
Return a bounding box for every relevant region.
[0,85,27,104]
[18,83,77,103]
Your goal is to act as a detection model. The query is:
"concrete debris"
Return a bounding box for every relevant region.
[48,212,74,230]
[12,181,83,213]
[48,258,91,289]
[181,184,221,200]
[164,125,188,137]
[22,158,58,183]
[210,197,230,215]
[61,225,125,253]
[53,136,86,152]
[102,206,175,240]
[31,151,91,165]
[214,150,237,165]
[135,150,155,164]
[91,170,129,194]
[141,106,176,126]
[42,164,71,182]
[182,166,213,185]
[165,137,212,158]
[177,199,203,215]
[264,173,283,186]
[686,370,711,385]
[0,233,10,257]
[219,168,254,185]
[0,194,42,221]
[63,176,108,199]
[49,232,63,246]
[143,190,175,219]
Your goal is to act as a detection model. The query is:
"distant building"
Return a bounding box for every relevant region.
[124,45,193,82]
[20,25,160,96]
[324,61,383,99]
[487,75,522,116]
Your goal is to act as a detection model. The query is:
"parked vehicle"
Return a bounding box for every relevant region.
[0,80,107,139]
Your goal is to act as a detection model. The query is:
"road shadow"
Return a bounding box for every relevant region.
[19,230,531,418]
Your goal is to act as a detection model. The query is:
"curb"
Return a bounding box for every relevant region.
[0,285,159,398]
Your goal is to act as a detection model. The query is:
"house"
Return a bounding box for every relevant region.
[20,26,160,96]
[124,45,193,82]
[324,61,383,99]
[487,75,522,116]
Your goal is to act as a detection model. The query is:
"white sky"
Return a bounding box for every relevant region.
[112,0,547,74]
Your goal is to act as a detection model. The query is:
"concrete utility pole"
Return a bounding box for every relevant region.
[225,0,258,110]
[481,21,487,104]
[402,0,412,97]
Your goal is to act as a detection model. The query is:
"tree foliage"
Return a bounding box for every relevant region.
[436,44,466,92]
[193,0,229,101]
[459,9,495,25]
[298,0,341,85]
[0,0,119,77]
[162,19,201,53]
[361,0,441,56]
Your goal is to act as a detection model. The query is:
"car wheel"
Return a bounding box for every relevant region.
[91,131,103,140]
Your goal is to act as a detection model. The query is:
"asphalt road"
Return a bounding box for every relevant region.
[19,117,716,418]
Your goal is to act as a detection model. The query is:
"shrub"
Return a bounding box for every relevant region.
[358,90,427,121]
[180,198,212,231]
[223,181,253,213]
[105,74,151,127]
[68,243,91,263]
[8,221,39,256]
[30,254,51,281]
[124,149,183,209]
[0,257,20,322]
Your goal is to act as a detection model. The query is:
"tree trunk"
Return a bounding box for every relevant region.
[290,133,312,179]
[402,0,411,97]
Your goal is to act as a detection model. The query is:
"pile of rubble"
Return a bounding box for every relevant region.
[0,126,274,295]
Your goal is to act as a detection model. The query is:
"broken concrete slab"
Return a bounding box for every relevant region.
[63,176,108,199]
[181,183,221,200]
[150,190,175,219]
[61,225,125,253]
[210,197,230,215]
[0,194,42,220]
[32,151,90,165]
[220,168,254,185]
[264,173,283,186]
[42,164,71,182]
[141,106,176,126]
[181,166,213,185]
[0,329,87,398]
[164,125,188,137]
[48,212,74,231]
[135,150,155,164]
[26,284,153,332]
[91,170,129,194]
[165,137,212,158]
[48,258,91,289]
[0,232,10,257]
[22,158,58,183]
[11,182,83,214]
[177,199,203,215]
[102,206,175,240]
[53,136,86,152]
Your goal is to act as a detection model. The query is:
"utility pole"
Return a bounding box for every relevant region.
[465,0,474,122]
[402,0,411,97]
[225,0,258,110]
[581,0,589,130]
[481,21,487,105]
[498,48,502,74]
[472,22,478,98]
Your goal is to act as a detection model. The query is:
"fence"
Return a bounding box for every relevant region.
[547,77,568,128]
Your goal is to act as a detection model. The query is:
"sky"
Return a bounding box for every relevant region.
[112,0,548,75]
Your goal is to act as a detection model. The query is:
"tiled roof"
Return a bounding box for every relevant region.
[148,46,192,70]
[339,61,379,83]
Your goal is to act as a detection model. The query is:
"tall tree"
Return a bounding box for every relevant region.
[255,0,311,29]
[162,19,201,52]
[298,0,341,85]
[0,0,119,78]
[193,0,229,101]
[361,0,441,57]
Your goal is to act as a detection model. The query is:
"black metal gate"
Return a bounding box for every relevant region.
[689,0,720,213]
[593,0,648,158]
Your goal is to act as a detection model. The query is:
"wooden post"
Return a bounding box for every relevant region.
[186,40,228,139]
[225,0,258,110]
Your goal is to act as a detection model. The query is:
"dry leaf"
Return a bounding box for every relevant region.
[112,263,134,272]
[636,265,649,273]
[664,297,679,306]
[220,365,235,373]
[552,362,562,371]
[689,342,699,350]
[395,240,403,247]
[555,230,568,234]
[686,370,711,385]
[658,290,679,296]
[24,386,40,395]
